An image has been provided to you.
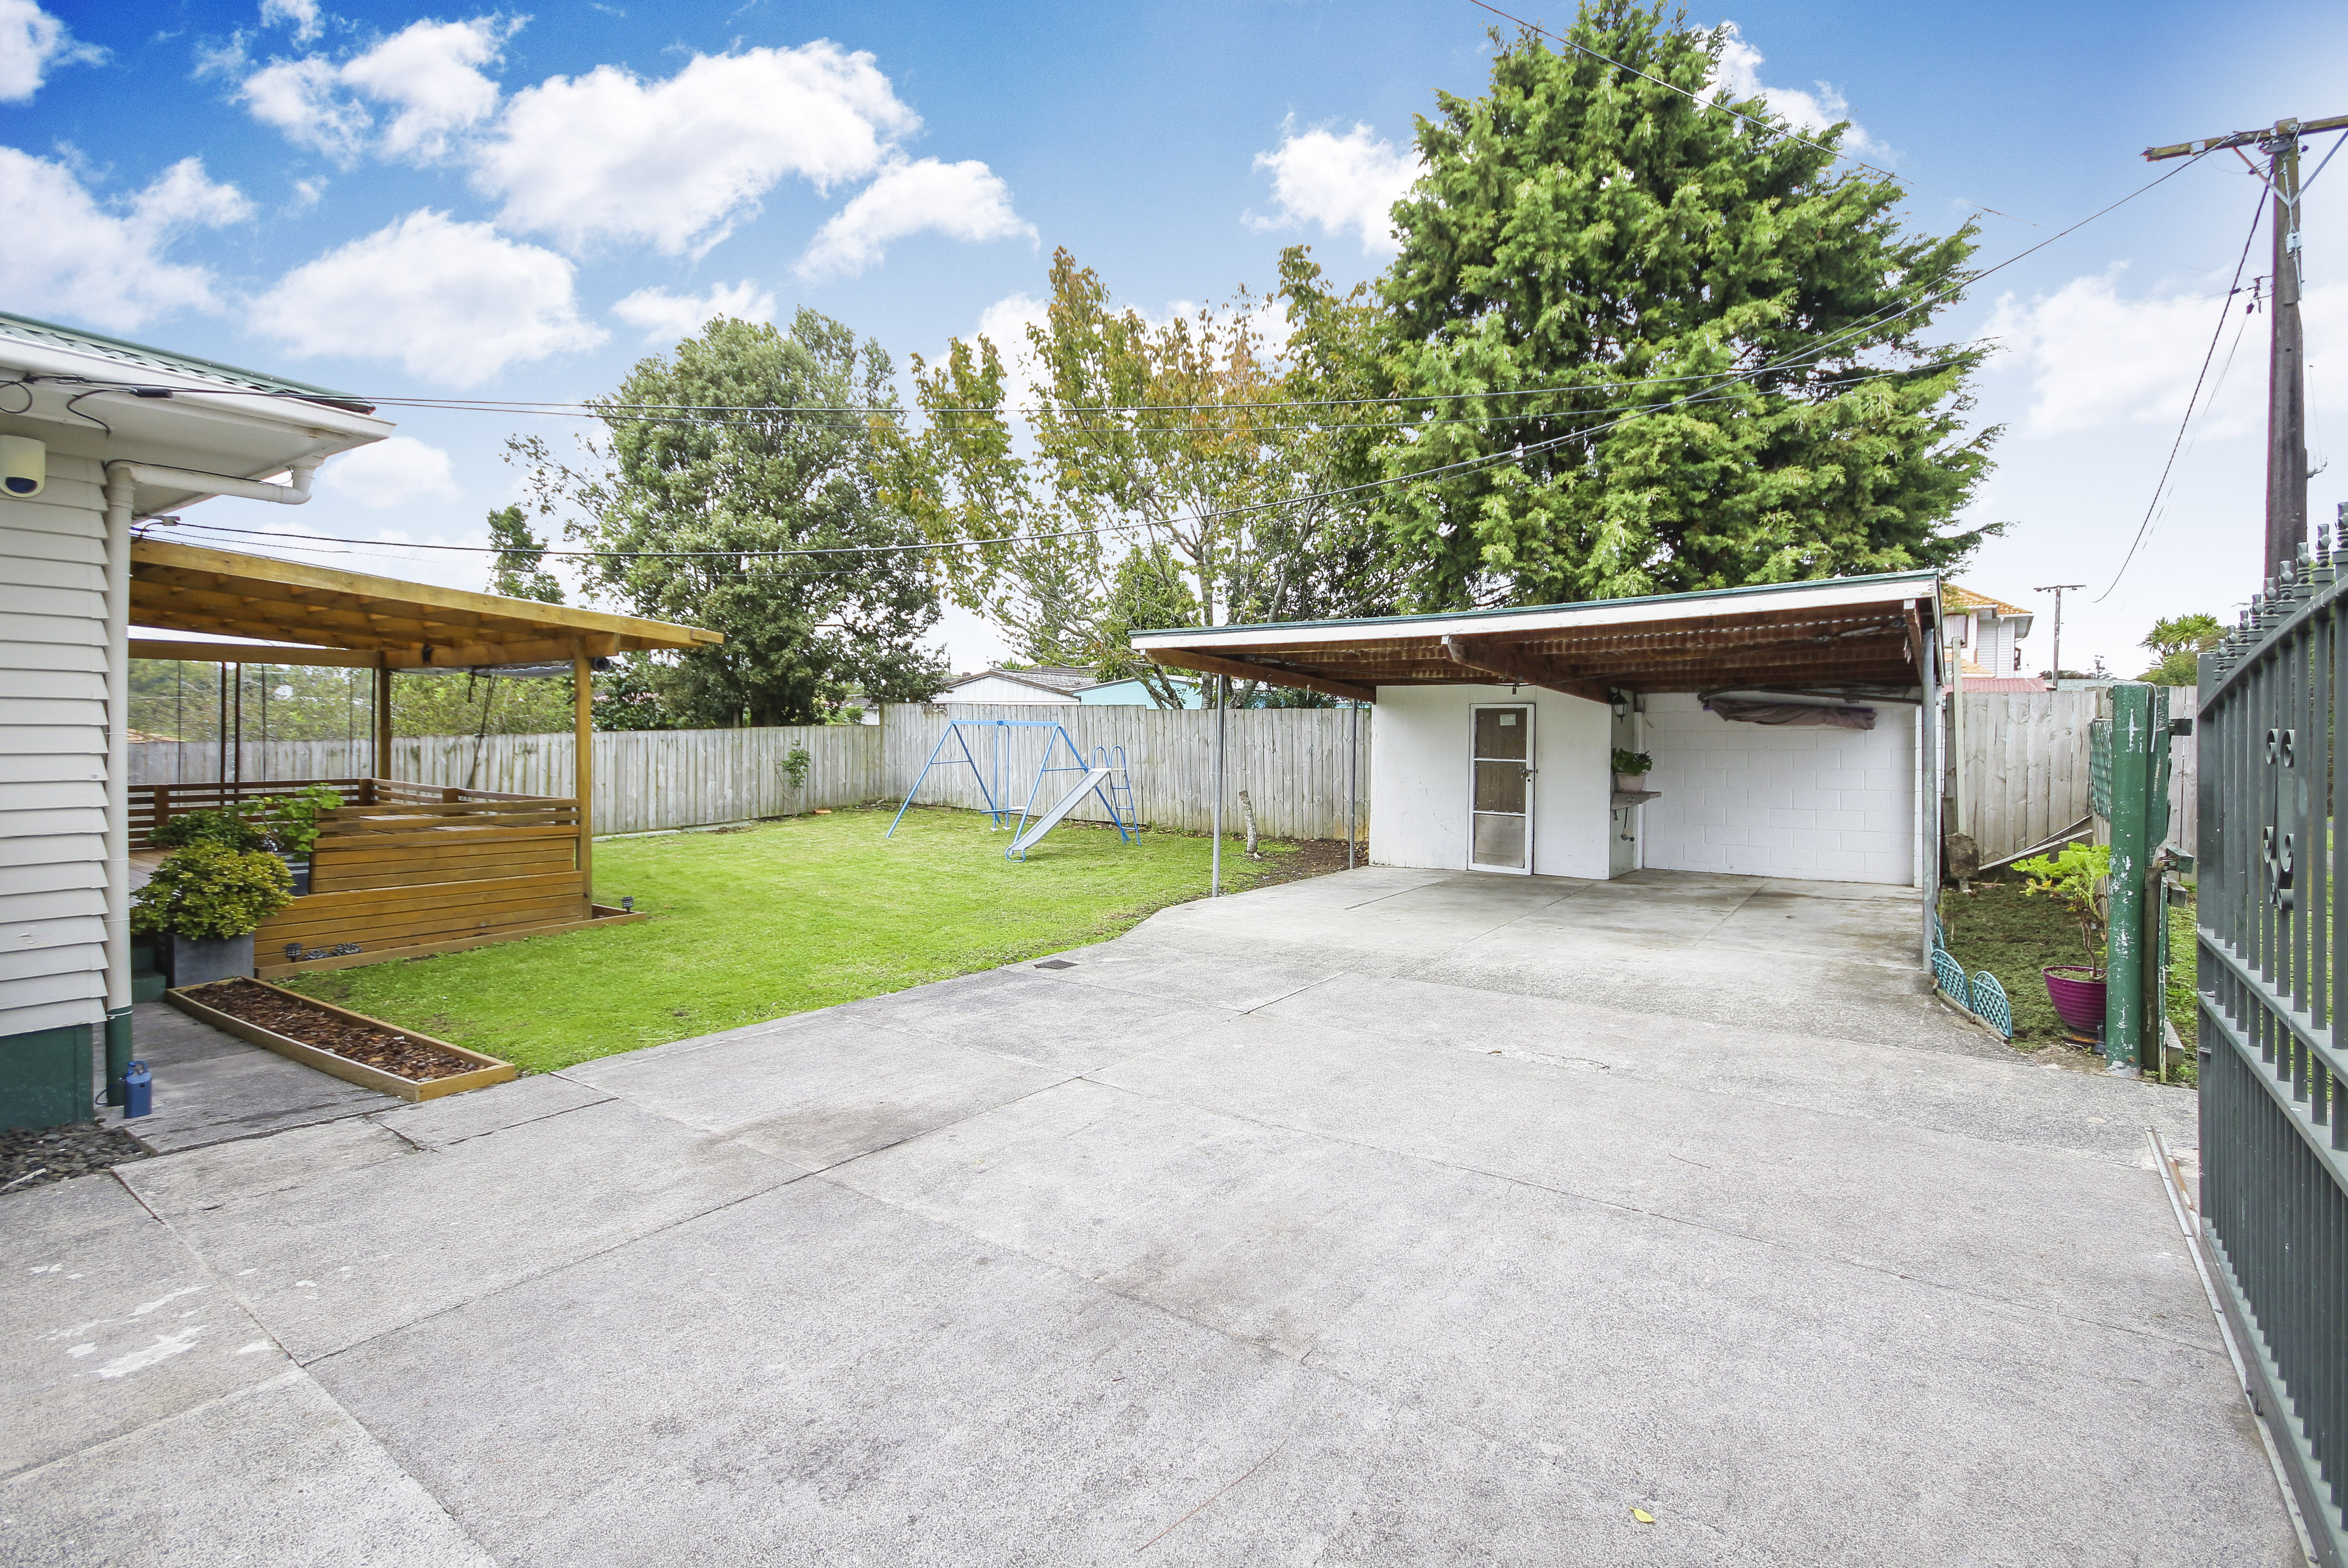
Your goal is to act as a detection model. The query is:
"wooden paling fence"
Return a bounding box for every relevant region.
[128,703,1373,842]
[885,703,1371,841]
[1952,686,2197,864]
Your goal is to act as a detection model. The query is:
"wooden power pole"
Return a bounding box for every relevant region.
[2145,115,2347,581]
[2034,583,2085,685]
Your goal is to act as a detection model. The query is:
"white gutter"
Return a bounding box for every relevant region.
[97,456,318,1098]
[107,457,323,510]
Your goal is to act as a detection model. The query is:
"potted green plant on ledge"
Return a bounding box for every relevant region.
[1611,749,1655,795]
[131,842,294,989]
[257,783,342,895]
[2015,841,2111,1040]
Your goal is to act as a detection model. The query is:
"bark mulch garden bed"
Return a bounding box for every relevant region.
[171,977,517,1101]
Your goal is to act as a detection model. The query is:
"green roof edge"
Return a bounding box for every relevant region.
[0,309,373,410]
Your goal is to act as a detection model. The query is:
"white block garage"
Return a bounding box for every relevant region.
[1131,572,1946,952]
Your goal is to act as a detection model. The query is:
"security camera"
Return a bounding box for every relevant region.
[1,435,43,499]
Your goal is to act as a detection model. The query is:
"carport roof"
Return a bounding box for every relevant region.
[1131,570,1941,704]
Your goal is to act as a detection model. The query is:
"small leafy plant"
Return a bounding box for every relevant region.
[782,746,813,794]
[150,805,266,854]
[2013,841,2111,973]
[257,783,343,859]
[130,843,294,939]
[1611,749,1653,775]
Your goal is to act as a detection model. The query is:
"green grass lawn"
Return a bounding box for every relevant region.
[1939,874,2199,1080]
[281,805,1307,1075]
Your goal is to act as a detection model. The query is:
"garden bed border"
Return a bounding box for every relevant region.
[165,979,519,1102]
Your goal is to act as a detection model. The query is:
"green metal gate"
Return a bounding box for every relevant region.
[2197,551,2348,1564]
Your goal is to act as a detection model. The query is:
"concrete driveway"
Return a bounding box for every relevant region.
[4,868,2297,1566]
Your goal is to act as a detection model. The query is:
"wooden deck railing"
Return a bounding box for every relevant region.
[129,778,623,977]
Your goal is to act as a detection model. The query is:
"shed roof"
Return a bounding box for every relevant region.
[0,309,373,413]
[1129,572,1941,704]
[1942,583,2030,618]
[127,538,720,670]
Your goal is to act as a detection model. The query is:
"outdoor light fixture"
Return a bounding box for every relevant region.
[621,896,634,913]
[285,942,303,963]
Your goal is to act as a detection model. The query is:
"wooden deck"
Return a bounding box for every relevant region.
[132,778,642,979]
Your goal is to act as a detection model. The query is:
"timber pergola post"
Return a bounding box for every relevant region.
[573,638,593,896]
[373,653,393,798]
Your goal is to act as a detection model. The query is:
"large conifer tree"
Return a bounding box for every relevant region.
[1369,3,1998,607]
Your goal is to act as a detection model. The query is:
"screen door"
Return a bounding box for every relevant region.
[1469,705,1534,873]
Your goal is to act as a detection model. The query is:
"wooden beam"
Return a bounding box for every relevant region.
[131,638,383,668]
[374,655,393,784]
[1439,636,1614,703]
[1144,648,1375,704]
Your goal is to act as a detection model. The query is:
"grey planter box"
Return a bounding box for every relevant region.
[165,933,255,989]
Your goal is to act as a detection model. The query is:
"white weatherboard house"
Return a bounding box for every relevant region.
[0,313,391,1129]
[1131,572,1946,950]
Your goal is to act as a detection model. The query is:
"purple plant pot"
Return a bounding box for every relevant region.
[2043,966,2108,1035]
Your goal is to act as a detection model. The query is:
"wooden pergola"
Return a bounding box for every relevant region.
[124,538,720,976]
[1132,573,1939,705]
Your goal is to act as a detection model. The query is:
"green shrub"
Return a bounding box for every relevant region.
[257,783,343,858]
[2013,841,2111,972]
[130,844,293,939]
[1611,748,1652,775]
[150,805,266,853]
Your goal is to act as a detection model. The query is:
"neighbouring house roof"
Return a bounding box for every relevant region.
[940,666,1095,697]
[0,309,374,413]
[1129,571,1944,704]
[1942,583,2030,618]
[1958,676,2050,693]
[125,538,721,669]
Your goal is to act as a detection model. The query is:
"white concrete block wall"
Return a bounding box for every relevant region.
[1369,683,1611,879]
[1638,693,1916,885]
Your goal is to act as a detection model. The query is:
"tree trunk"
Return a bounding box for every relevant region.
[1239,788,1260,858]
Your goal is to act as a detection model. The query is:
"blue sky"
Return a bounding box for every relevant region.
[12,0,2348,675]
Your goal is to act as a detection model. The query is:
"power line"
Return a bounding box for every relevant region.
[2097,172,2273,601]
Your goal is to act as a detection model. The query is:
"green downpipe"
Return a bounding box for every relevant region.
[103,1006,133,1108]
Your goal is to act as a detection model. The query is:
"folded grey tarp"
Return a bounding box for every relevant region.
[1702,697,1876,730]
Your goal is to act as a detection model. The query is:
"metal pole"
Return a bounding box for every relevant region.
[2035,583,2083,685]
[1212,675,1226,896]
[1347,702,1358,869]
[573,641,593,899]
[231,663,242,788]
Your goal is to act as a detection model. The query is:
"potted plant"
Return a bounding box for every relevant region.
[2014,841,2111,1038]
[1611,749,1655,794]
[131,841,294,989]
[150,803,266,854]
[255,783,343,895]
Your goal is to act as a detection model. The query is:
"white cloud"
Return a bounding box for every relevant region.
[319,436,460,508]
[340,18,510,160]
[1712,23,1878,155]
[253,209,606,387]
[0,150,251,329]
[1248,119,1421,257]
[473,42,919,255]
[1988,269,2279,439]
[797,157,1031,281]
[239,16,513,166]
[259,0,324,44]
[242,55,370,162]
[610,279,777,343]
[0,0,103,103]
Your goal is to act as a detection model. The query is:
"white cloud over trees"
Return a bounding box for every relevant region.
[0,0,100,104]
[1711,22,1879,154]
[797,157,1033,280]
[238,16,515,166]
[473,43,922,256]
[253,210,606,386]
[1249,119,1421,257]
[0,150,249,328]
[611,281,778,343]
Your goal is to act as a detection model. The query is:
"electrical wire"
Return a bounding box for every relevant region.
[2096,173,2272,602]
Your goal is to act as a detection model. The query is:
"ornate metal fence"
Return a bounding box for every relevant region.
[2197,544,2348,1564]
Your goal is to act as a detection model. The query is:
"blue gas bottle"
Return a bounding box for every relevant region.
[123,1061,151,1119]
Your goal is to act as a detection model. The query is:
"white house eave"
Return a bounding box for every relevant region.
[0,335,393,450]
[1129,572,1944,653]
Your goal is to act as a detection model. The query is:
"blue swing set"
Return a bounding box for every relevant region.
[885,719,1136,861]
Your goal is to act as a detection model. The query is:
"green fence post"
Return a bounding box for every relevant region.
[2105,683,2152,1071]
